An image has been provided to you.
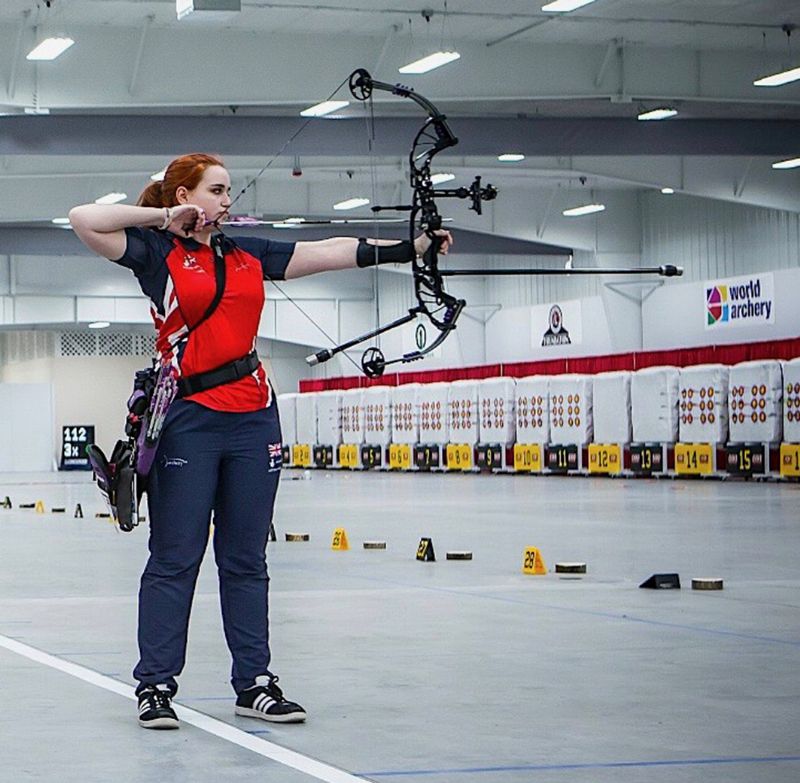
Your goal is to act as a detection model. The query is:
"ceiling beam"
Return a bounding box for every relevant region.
[2,115,799,157]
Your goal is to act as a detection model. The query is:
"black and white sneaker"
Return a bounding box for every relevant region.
[138,684,179,729]
[235,675,306,723]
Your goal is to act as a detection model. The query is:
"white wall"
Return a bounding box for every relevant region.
[1,354,149,463]
[641,193,800,282]
[643,267,800,351]
[0,383,54,471]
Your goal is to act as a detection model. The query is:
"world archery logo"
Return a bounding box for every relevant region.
[705,274,774,330]
[706,285,729,325]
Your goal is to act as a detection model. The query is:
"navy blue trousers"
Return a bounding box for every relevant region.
[133,399,282,695]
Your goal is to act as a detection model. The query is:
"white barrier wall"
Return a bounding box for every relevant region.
[593,371,632,444]
[515,376,550,444]
[448,380,480,445]
[391,383,420,445]
[295,392,317,445]
[679,364,729,443]
[0,383,54,472]
[364,386,392,446]
[728,360,783,443]
[419,382,450,444]
[340,388,365,445]
[277,392,297,445]
[317,390,343,446]
[631,366,680,443]
[782,358,800,443]
[549,374,593,445]
[479,377,516,444]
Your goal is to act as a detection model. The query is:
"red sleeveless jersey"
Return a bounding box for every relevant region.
[114,228,295,412]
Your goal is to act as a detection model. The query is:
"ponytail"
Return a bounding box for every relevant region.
[137,180,164,208]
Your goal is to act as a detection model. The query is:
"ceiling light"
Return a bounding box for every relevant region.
[431,173,456,185]
[542,0,596,12]
[94,192,127,205]
[563,203,606,217]
[284,217,305,223]
[51,217,71,225]
[26,37,74,61]
[300,100,350,117]
[754,66,800,87]
[88,321,111,330]
[498,153,525,162]
[150,169,166,181]
[637,108,678,121]
[272,222,302,229]
[660,187,675,194]
[771,157,800,169]
[399,52,460,74]
[24,107,50,115]
[333,198,370,211]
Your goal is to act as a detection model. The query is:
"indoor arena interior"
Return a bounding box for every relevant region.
[1,2,799,782]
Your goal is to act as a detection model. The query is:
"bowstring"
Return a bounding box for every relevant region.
[227,73,352,213]
[266,277,364,375]
[221,72,364,376]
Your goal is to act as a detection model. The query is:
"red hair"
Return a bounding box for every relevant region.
[137,153,225,208]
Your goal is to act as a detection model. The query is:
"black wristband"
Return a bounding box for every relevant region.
[356,238,416,268]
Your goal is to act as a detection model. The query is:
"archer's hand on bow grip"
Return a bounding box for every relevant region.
[414,229,453,259]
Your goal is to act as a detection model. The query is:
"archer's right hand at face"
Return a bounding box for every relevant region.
[167,204,207,235]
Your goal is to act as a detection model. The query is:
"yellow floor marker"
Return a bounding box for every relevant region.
[331,527,349,550]
[35,500,46,514]
[522,546,547,575]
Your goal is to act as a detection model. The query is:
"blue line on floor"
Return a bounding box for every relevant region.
[358,754,800,777]
[350,574,800,648]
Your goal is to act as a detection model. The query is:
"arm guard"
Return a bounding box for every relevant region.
[356,238,415,268]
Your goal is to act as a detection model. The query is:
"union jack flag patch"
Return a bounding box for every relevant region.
[267,442,283,471]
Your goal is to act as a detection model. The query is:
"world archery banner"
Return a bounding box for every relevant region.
[532,300,583,347]
[704,272,774,330]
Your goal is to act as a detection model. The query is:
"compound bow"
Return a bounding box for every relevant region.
[229,67,682,378]
[304,68,498,378]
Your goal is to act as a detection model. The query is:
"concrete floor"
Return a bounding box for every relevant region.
[0,469,799,782]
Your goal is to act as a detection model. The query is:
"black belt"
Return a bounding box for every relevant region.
[177,351,260,398]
